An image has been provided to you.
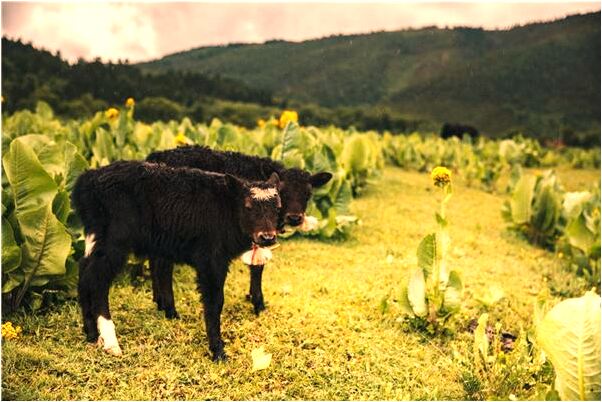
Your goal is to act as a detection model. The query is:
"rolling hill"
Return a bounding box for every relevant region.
[139,12,600,138]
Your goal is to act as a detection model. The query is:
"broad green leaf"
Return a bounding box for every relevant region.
[333,181,352,214]
[17,205,72,301]
[64,142,89,192]
[475,284,506,307]
[1,217,21,274]
[341,135,369,174]
[443,270,462,312]
[407,268,427,317]
[282,149,305,169]
[566,214,596,255]
[532,184,560,236]
[417,233,437,277]
[52,190,71,224]
[399,286,414,315]
[563,192,592,219]
[2,271,24,293]
[91,128,115,162]
[537,291,601,401]
[2,138,58,216]
[36,141,66,181]
[474,313,490,363]
[281,122,300,156]
[320,208,338,238]
[45,257,79,296]
[36,101,54,120]
[510,174,537,224]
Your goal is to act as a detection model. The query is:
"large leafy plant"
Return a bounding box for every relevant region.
[557,190,601,288]
[537,290,601,401]
[502,169,563,248]
[2,135,88,312]
[399,167,463,332]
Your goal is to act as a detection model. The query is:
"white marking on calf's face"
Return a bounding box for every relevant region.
[84,234,96,257]
[250,187,278,201]
[97,316,122,356]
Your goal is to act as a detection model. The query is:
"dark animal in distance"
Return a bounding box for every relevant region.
[440,123,479,140]
[71,160,282,361]
[146,145,332,317]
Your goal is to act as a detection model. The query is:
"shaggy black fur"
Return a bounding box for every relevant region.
[146,145,332,316]
[71,160,281,361]
[440,123,479,140]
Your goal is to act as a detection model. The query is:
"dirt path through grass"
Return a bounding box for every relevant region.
[2,166,597,400]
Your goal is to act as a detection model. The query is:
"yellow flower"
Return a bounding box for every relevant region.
[174,132,192,145]
[278,110,298,129]
[257,118,266,128]
[431,166,452,188]
[125,98,135,108]
[105,107,119,120]
[2,321,22,340]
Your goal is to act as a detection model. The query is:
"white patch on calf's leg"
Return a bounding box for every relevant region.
[84,234,96,257]
[97,316,122,356]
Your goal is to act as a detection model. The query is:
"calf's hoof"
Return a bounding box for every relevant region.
[97,336,123,356]
[212,350,228,363]
[164,308,180,319]
[253,301,266,315]
[85,333,99,343]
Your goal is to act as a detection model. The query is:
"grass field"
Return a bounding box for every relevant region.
[2,166,599,400]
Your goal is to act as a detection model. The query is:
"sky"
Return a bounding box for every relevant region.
[2,1,600,63]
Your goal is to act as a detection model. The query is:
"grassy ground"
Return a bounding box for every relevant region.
[2,166,599,400]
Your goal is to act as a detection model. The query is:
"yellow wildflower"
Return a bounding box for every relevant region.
[105,107,119,120]
[125,97,135,108]
[2,321,22,340]
[174,132,192,146]
[257,118,266,128]
[431,166,452,188]
[278,110,298,129]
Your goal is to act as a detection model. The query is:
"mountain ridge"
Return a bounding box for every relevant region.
[138,12,600,138]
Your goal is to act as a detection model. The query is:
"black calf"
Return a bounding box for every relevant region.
[146,145,332,316]
[72,161,281,361]
[440,123,479,140]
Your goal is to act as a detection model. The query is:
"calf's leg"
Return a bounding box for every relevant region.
[196,263,228,362]
[78,237,127,356]
[150,257,179,319]
[247,265,266,315]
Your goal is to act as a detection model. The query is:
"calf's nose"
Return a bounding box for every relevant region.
[286,213,304,226]
[259,232,276,242]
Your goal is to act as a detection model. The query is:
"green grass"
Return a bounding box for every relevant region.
[2,166,599,400]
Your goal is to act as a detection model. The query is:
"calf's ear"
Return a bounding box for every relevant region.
[309,172,333,188]
[267,172,280,186]
[225,173,244,193]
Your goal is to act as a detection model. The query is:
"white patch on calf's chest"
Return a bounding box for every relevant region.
[250,187,278,201]
[241,247,273,265]
[97,316,122,356]
[84,234,96,257]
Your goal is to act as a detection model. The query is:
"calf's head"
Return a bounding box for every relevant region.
[226,172,282,247]
[278,169,333,228]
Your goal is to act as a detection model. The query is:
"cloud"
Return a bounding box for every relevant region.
[3,2,160,62]
[2,2,600,63]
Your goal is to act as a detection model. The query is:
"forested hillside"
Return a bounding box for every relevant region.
[140,12,600,142]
